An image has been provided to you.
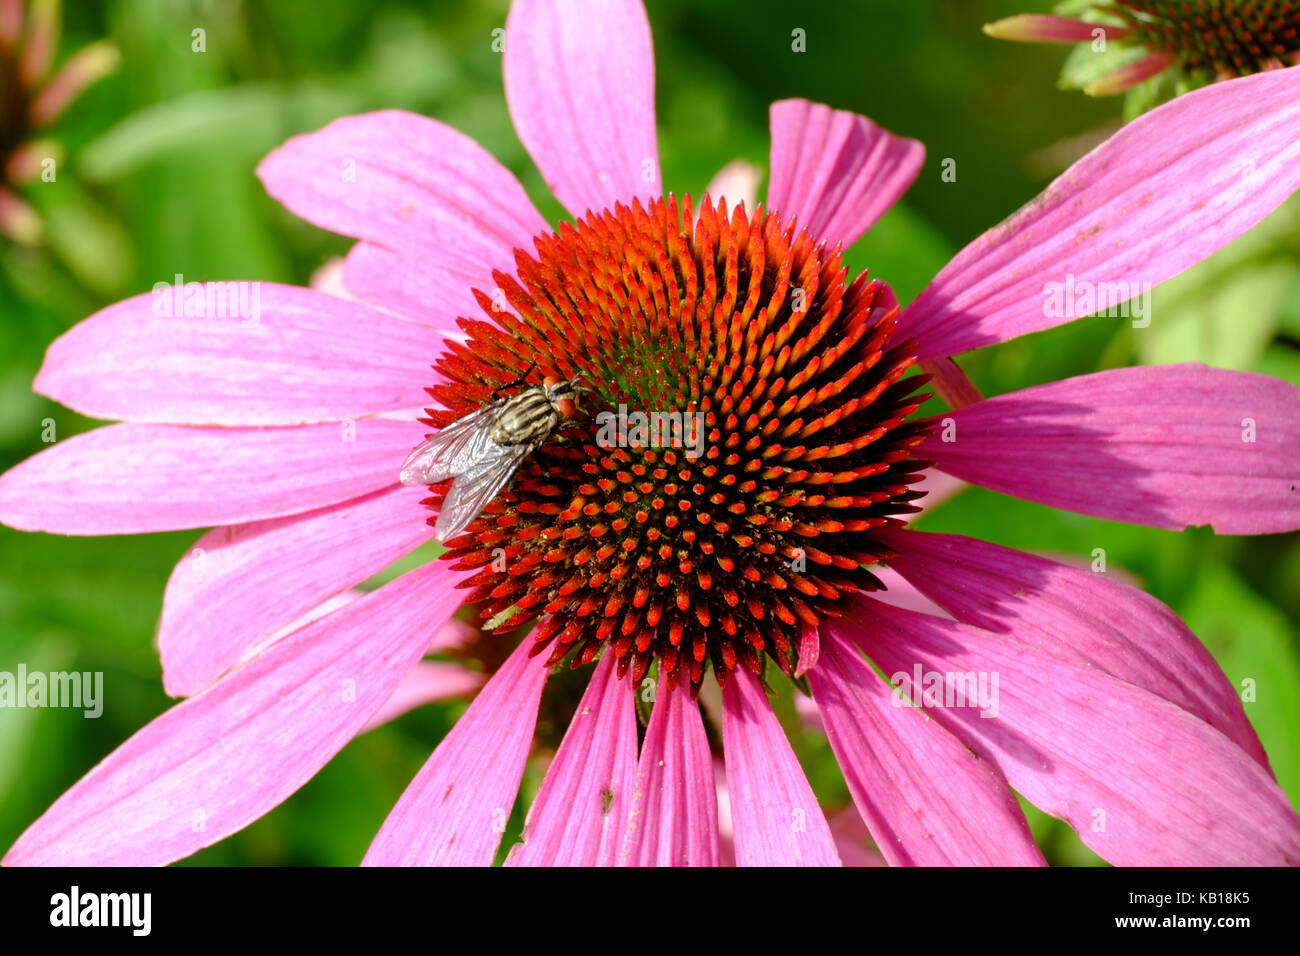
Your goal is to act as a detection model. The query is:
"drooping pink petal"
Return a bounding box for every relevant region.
[811,622,1044,866]
[898,65,1300,358]
[362,661,484,733]
[2,559,461,866]
[795,622,819,678]
[720,667,841,866]
[877,526,1269,766]
[618,676,719,866]
[766,99,925,251]
[0,419,425,535]
[920,364,1300,534]
[918,356,984,409]
[363,638,549,866]
[34,283,443,426]
[159,485,437,697]
[257,110,547,331]
[503,0,660,218]
[506,654,638,866]
[852,596,1300,866]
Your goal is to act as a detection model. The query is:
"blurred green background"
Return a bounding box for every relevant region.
[1,0,1297,866]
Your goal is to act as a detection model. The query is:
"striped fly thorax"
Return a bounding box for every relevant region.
[489,386,560,446]
[399,372,587,543]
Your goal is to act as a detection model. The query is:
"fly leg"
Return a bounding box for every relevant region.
[491,360,539,401]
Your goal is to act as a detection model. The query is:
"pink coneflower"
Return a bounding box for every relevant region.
[986,1,1300,97]
[2,0,1299,867]
[0,0,119,243]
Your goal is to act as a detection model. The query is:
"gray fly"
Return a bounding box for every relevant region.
[399,369,588,543]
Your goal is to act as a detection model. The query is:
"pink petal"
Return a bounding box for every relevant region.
[920,364,1300,534]
[877,526,1269,766]
[982,14,1132,44]
[618,677,719,866]
[28,39,121,127]
[425,616,477,654]
[720,668,841,866]
[363,638,549,866]
[308,257,350,298]
[503,0,660,218]
[17,0,54,84]
[766,99,924,251]
[159,485,438,697]
[793,690,825,736]
[919,356,984,409]
[0,0,18,48]
[34,283,443,426]
[506,654,638,866]
[362,661,483,733]
[0,419,424,535]
[196,591,372,702]
[811,622,1045,866]
[257,111,547,331]
[2,560,461,866]
[267,589,364,641]
[0,186,40,244]
[341,241,481,333]
[1085,52,1177,97]
[712,759,737,867]
[703,159,762,214]
[826,807,888,867]
[906,468,967,520]
[899,65,1300,358]
[240,588,469,682]
[853,597,1300,866]
[871,565,952,618]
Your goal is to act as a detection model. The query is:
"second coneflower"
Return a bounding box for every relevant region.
[0,0,118,243]
[986,0,1300,98]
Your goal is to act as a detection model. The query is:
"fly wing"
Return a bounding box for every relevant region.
[432,440,534,542]
[399,405,496,485]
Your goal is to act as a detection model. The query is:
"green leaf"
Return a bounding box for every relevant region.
[1138,262,1293,370]
[1257,344,1300,389]
[1058,40,1147,91]
[78,84,365,182]
[1180,562,1300,812]
[29,182,136,297]
[1134,195,1300,370]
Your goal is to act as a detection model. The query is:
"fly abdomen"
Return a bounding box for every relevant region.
[489,387,560,446]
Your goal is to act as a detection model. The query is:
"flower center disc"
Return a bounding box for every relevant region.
[423,195,933,690]
[1118,0,1300,75]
